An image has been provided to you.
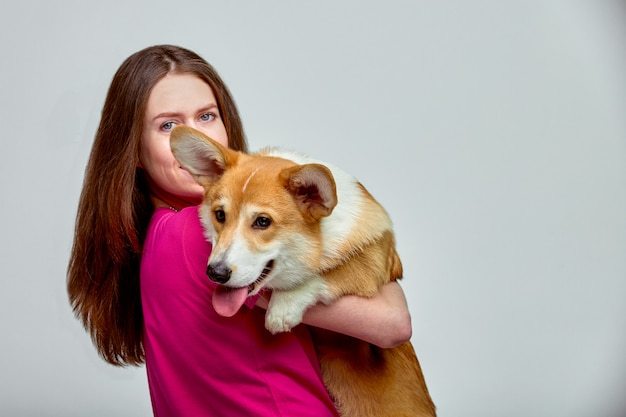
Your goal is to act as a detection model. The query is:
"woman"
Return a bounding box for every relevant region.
[67,45,413,416]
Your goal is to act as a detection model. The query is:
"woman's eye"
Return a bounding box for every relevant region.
[161,121,177,131]
[200,113,216,122]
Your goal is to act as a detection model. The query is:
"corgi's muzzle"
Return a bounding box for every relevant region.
[206,262,231,284]
[208,259,275,317]
[251,260,275,293]
[206,260,275,292]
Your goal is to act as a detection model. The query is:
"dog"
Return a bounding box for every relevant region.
[170,125,435,417]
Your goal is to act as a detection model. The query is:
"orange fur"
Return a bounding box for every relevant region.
[170,126,436,417]
[313,330,436,417]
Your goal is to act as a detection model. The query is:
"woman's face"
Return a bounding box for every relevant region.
[140,72,229,207]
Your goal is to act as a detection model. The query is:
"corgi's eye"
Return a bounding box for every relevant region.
[253,216,271,229]
[215,209,226,223]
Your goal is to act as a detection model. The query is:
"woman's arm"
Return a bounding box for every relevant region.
[257,281,413,349]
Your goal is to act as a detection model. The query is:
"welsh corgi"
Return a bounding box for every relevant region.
[170,125,435,417]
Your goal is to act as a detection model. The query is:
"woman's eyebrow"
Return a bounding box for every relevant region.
[152,111,181,120]
[198,103,219,112]
[152,104,219,121]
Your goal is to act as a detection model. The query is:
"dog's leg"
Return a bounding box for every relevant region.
[265,275,329,334]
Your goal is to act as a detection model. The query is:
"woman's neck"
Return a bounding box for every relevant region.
[146,176,201,212]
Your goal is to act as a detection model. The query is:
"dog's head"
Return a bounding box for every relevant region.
[170,126,338,315]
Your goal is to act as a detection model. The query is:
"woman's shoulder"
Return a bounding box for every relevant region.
[141,205,212,292]
[146,206,205,242]
[143,206,211,266]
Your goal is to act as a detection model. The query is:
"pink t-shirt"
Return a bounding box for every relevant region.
[140,206,339,417]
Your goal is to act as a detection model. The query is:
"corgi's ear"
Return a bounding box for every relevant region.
[170,126,239,187]
[280,163,338,222]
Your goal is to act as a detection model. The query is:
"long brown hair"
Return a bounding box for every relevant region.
[67,45,248,366]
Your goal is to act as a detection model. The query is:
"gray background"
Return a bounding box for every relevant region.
[1,1,625,416]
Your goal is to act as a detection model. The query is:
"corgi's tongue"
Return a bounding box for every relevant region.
[212,285,249,317]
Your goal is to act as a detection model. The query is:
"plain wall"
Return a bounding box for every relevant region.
[1,1,625,416]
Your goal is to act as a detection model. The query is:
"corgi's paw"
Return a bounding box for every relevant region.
[264,279,328,334]
[265,291,308,334]
[265,307,303,334]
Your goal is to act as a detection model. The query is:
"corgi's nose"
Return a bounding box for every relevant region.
[207,263,232,284]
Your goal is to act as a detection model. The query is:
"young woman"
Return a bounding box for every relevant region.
[67,45,413,416]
